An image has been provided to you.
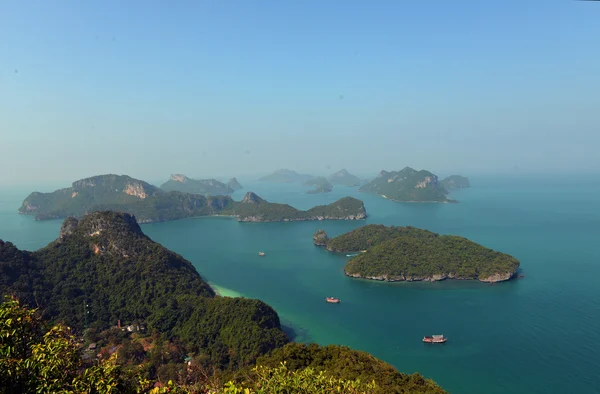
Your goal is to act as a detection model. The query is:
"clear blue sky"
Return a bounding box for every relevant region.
[1,0,599,183]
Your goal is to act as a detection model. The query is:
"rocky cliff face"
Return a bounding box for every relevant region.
[170,174,188,183]
[344,270,516,283]
[241,192,266,204]
[313,230,329,246]
[124,182,150,199]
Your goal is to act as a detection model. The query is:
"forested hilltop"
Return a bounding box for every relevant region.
[0,213,446,393]
[18,174,367,223]
[359,167,450,202]
[160,174,235,194]
[329,169,361,186]
[316,225,520,283]
[303,176,333,194]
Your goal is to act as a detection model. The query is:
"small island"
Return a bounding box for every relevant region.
[304,177,333,194]
[441,175,470,189]
[161,174,234,195]
[314,225,520,283]
[228,177,243,191]
[359,167,450,202]
[235,192,366,222]
[329,169,361,187]
[313,229,329,246]
[258,169,315,183]
[19,174,367,223]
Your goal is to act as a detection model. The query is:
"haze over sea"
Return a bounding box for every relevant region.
[1,174,599,394]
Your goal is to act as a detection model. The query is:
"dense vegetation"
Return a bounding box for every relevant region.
[252,343,446,394]
[160,174,235,195]
[258,169,315,183]
[441,175,470,189]
[359,167,449,202]
[20,175,366,223]
[329,168,361,186]
[304,176,333,193]
[0,212,286,370]
[2,298,445,393]
[322,225,520,282]
[232,193,366,222]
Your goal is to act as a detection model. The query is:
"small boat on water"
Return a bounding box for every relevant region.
[423,335,447,343]
[346,253,358,257]
[258,252,265,256]
[325,297,341,304]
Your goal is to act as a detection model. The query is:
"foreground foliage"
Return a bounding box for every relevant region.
[0,298,132,394]
[0,299,447,394]
[252,343,446,394]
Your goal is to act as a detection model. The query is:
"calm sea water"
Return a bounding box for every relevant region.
[1,175,599,394]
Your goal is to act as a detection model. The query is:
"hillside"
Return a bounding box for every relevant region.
[0,212,287,369]
[359,167,450,202]
[441,175,470,189]
[19,174,367,223]
[160,174,235,194]
[304,176,333,193]
[329,169,361,186]
[318,225,520,282]
[258,169,315,183]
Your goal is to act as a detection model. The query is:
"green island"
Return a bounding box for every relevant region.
[359,167,451,202]
[329,168,361,186]
[234,192,366,222]
[258,169,315,183]
[160,174,235,195]
[18,174,366,223]
[315,225,520,283]
[0,212,446,393]
[441,175,470,189]
[304,176,333,194]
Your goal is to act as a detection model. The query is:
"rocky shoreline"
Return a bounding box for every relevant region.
[238,213,367,223]
[344,270,516,283]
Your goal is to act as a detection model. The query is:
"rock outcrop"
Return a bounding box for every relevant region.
[313,230,329,246]
[227,177,243,191]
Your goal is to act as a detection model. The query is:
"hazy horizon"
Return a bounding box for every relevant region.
[2,1,599,183]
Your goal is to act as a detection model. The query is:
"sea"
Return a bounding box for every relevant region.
[1,174,599,394]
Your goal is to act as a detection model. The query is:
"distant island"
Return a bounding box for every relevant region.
[441,175,470,189]
[259,169,315,183]
[19,174,367,223]
[228,177,243,191]
[314,225,520,283]
[329,169,361,186]
[304,177,333,194]
[359,167,450,202]
[161,174,234,194]
[235,192,365,222]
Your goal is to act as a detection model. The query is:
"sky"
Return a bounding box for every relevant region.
[1,0,599,183]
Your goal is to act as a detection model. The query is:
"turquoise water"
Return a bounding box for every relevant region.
[1,176,599,394]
